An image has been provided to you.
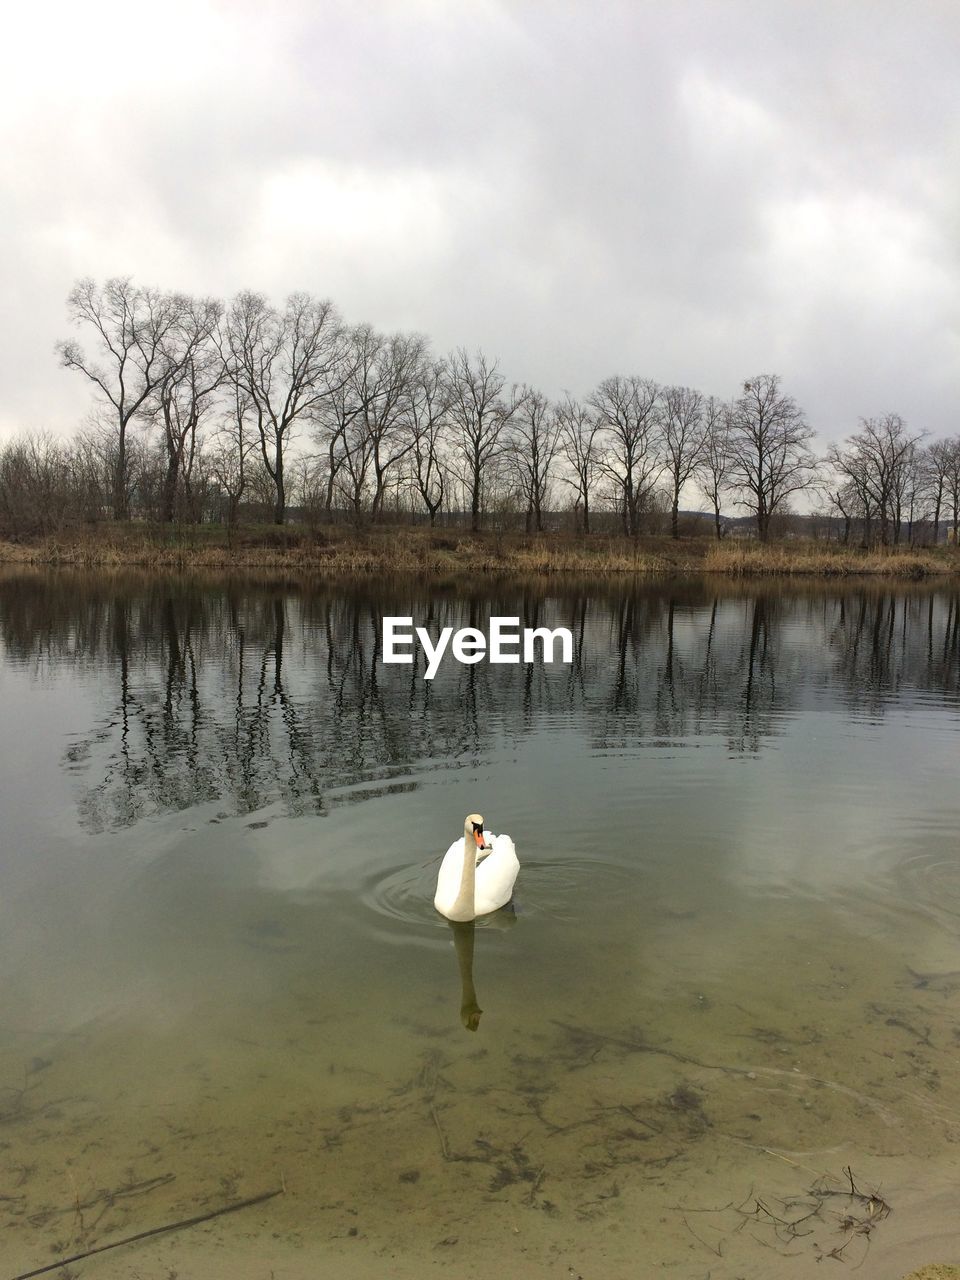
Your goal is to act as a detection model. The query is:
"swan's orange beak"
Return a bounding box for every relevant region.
[474,828,487,851]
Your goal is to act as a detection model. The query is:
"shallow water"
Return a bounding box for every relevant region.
[2,570,960,1278]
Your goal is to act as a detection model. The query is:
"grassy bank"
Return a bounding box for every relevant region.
[0,524,957,577]
[701,540,958,577]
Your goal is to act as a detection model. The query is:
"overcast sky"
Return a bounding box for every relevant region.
[2,0,958,448]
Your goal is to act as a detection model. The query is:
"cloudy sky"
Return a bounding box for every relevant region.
[2,0,958,447]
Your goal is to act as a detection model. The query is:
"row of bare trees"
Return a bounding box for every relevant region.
[827,413,960,545]
[0,276,952,542]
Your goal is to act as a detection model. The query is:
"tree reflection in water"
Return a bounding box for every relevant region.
[0,571,956,832]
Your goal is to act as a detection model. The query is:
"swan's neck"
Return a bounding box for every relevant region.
[448,833,476,922]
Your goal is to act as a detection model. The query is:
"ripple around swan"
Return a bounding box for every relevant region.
[509,856,631,921]
[359,860,442,930]
[357,854,631,941]
[355,861,519,954]
[751,838,960,943]
[889,850,960,925]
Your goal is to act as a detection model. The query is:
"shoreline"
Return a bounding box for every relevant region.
[0,527,958,578]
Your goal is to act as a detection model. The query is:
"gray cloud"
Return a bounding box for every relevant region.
[1,0,958,446]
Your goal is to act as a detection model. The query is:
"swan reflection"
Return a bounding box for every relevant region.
[450,920,482,1031]
[448,905,517,1032]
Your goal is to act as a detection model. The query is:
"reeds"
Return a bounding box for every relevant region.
[0,526,955,578]
[702,540,948,578]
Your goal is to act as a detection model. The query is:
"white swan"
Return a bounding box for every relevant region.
[434,813,519,922]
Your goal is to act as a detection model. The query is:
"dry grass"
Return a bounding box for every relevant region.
[703,540,952,578]
[0,525,956,578]
[0,526,678,575]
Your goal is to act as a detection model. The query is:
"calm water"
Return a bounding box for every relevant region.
[2,570,960,1279]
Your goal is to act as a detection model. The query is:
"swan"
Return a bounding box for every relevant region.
[434,813,519,922]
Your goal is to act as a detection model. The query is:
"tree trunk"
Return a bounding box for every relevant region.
[273,468,285,525]
[113,426,129,521]
[160,450,179,523]
[625,482,638,537]
[671,497,680,539]
[371,476,386,521]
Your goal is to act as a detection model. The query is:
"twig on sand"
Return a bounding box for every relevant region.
[680,1212,723,1257]
[9,1186,284,1280]
[811,1165,891,1222]
[430,1102,450,1160]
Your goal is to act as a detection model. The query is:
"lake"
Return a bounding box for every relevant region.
[2,570,960,1279]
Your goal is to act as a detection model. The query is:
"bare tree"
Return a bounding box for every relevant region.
[556,395,602,534]
[409,359,451,526]
[209,382,259,530]
[827,476,862,545]
[892,437,925,544]
[826,441,870,543]
[357,328,427,519]
[697,396,734,540]
[311,325,368,516]
[828,413,923,546]
[445,349,519,532]
[511,387,560,533]
[332,324,384,519]
[224,291,343,524]
[70,426,112,520]
[338,423,375,518]
[286,452,328,527]
[0,433,70,533]
[922,438,954,544]
[57,278,187,520]
[151,296,223,522]
[590,375,663,536]
[728,374,817,541]
[661,384,705,538]
[945,436,960,543]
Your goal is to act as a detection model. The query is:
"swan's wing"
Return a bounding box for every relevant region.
[475,831,496,862]
[476,833,515,865]
[474,833,519,914]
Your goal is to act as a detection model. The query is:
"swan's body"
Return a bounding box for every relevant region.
[434,813,519,922]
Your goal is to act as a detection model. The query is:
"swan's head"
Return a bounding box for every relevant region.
[464,812,489,851]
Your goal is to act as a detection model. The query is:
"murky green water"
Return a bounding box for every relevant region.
[2,570,960,1279]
